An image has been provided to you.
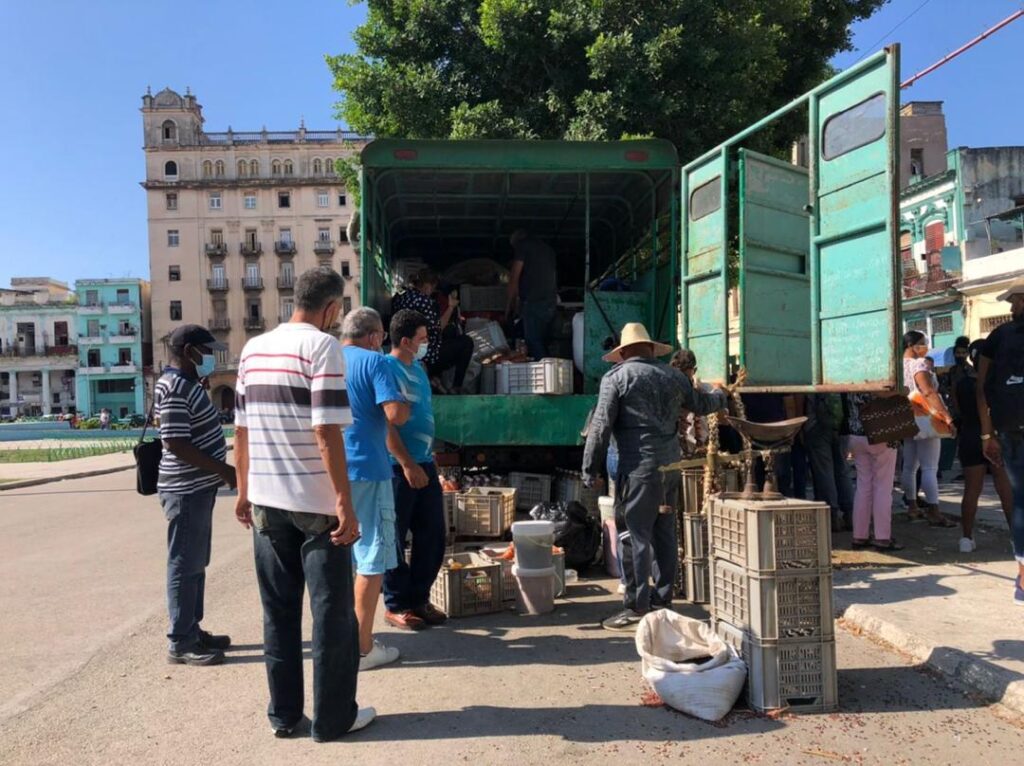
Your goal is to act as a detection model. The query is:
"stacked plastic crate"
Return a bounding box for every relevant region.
[679,468,709,603]
[708,497,837,713]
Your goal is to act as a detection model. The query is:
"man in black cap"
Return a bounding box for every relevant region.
[155,324,236,665]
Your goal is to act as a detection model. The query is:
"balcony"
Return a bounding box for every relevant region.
[207,278,230,292]
[108,302,136,315]
[1,345,78,358]
[277,276,295,290]
[274,240,297,256]
[209,318,231,332]
[79,364,109,375]
[79,335,105,345]
[47,344,78,357]
[205,242,228,258]
[110,363,137,374]
[108,330,138,344]
[240,241,263,257]
[242,277,264,291]
[79,303,104,315]
[244,317,266,332]
[313,239,335,255]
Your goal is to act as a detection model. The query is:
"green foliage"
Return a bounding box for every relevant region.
[327,0,886,161]
[0,440,135,463]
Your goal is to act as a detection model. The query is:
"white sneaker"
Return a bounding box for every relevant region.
[617,582,626,594]
[359,640,400,671]
[348,706,376,733]
[958,537,976,553]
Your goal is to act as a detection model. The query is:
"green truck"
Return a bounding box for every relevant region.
[358,47,901,463]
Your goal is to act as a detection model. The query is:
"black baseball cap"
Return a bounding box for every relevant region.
[168,324,227,351]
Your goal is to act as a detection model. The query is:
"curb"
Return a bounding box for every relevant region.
[840,603,1024,715]
[0,464,135,491]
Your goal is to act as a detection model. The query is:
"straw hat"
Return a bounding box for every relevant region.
[602,322,674,363]
[996,276,1024,302]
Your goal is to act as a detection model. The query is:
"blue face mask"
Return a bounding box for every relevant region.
[193,350,216,378]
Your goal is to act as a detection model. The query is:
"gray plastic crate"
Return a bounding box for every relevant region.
[683,511,708,558]
[711,558,834,640]
[714,619,838,713]
[709,497,832,573]
[683,557,710,604]
[508,472,553,511]
[555,472,600,517]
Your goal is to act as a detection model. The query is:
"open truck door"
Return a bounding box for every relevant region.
[681,46,901,391]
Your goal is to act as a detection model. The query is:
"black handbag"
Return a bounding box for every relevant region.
[859,395,919,445]
[134,402,162,496]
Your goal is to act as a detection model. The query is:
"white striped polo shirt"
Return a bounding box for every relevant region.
[235,322,353,515]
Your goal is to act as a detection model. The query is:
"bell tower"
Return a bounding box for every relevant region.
[140,86,204,148]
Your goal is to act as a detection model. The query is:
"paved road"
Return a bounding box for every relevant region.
[2,472,1023,765]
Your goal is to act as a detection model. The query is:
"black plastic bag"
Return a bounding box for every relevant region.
[529,501,601,570]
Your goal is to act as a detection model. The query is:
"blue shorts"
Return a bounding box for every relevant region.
[350,480,398,576]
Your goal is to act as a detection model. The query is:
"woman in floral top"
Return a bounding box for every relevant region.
[392,268,474,392]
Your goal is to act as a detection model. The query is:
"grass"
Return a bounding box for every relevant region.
[0,440,136,463]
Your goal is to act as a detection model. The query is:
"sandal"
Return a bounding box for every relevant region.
[873,539,906,552]
[851,539,872,550]
[925,504,957,528]
[906,508,926,522]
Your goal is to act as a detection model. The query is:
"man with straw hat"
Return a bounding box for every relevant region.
[582,322,729,630]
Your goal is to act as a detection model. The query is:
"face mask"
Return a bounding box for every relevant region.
[192,350,216,378]
[414,343,429,361]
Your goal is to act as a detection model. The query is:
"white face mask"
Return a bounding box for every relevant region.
[414,342,429,361]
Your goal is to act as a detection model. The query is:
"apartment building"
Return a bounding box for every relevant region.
[74,279,152,418]
[140,87,366,405]
[0,278,79,417]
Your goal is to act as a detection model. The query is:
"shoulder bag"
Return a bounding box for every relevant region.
[858,395,919,445]
[134,402,162,496]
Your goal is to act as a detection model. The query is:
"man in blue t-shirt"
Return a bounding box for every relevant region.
[341,308,409,670]
[382,310,448,631]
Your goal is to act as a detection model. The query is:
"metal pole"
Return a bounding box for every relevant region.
[901,10,1023,89]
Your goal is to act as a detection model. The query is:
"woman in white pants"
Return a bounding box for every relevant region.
[901,331,956,527]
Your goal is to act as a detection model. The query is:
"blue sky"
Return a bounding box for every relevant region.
[1,0,1022,290]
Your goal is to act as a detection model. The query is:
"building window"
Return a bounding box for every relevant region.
[245,262,261,284]
[116,289,130,305]
[278,191,291,208]
[211,263,226,284]
[202,160,213,178]
[209,192,222,210]
[169,265,181,281]
[118,348,133,365]
[167,229,179,247]
[982,314,1013,334]
[53,321,69,345]
[279,227,292,244]
[905,317,928,334]
[317,227,330,242]
[215,160,224,178]
[338,193,347,207]
[164,160,178,179]
[339,226,349,244]
[87,348,101,366]
[210,228,224,245]
[341,260,351,278]
[317,190,329,208]
[313,158,322,174]
[244,193,257,210]
[324,157,335,175]
[281,298,294,321]
[162,120,177,142]
[931,314,954,334]
[272,160,282,175]
[245,229,258,250]
[343,296,352,314]
[166,192,178,211]
[280,260,294,281]
[283,160,294,175]
[249,159,259,176]
[170,301,182,321]
[97,379,135,394]
[237,159,248,177]
[86,318,100,336]
[925,221,944,254]
[910,148,925,178]
[247,300,262,320]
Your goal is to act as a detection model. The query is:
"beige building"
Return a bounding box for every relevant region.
[140,87,366,407]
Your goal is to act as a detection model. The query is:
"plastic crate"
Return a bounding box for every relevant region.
[467,321,510,360]
[431,552,505,617]
[554,472,600,517]
[709,497,832,573]
[454,487,517,537]
[503,359,574,395]
[460,284,508,313]
[682,511,708,558]
[480,546,565,601]
[683,557,710,604]
[711,558,834,640]
[508,472,553,510]
[714,619,838,713]
[443,492,456,530]
[681,468,706,513]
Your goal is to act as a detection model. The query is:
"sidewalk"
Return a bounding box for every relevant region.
[833,476,1024,713]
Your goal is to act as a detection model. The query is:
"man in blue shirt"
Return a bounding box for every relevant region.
[341,308,409,670]
[383,310,448,630]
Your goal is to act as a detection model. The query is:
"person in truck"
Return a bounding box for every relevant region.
[582,323,729,631]
[506,229,558,360]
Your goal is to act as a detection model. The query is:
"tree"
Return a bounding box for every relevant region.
[327,0,887,162]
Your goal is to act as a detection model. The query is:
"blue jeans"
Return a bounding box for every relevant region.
[998,432,1024,565]
[160,487,217,652]
[384,463,446,612]
[253,506,360,742]
[522,300,556,360]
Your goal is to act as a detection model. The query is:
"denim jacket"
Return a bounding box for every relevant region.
[582,358,727,478]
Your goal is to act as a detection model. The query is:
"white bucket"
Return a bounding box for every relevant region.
[512,565,555,615]
[598,495,615,521]
[512,520,555,570]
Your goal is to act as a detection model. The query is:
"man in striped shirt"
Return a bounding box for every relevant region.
[155,324,235,667]
[233,268,375,741]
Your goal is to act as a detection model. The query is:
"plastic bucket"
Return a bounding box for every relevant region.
[512,520,555,570]
[512,565,555,615]
[598,495,615,521]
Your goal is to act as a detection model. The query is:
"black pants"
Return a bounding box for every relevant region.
[428,334,474,388]
[253,506,359,742]
[384,463,446,612]
[614,467,680,613]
